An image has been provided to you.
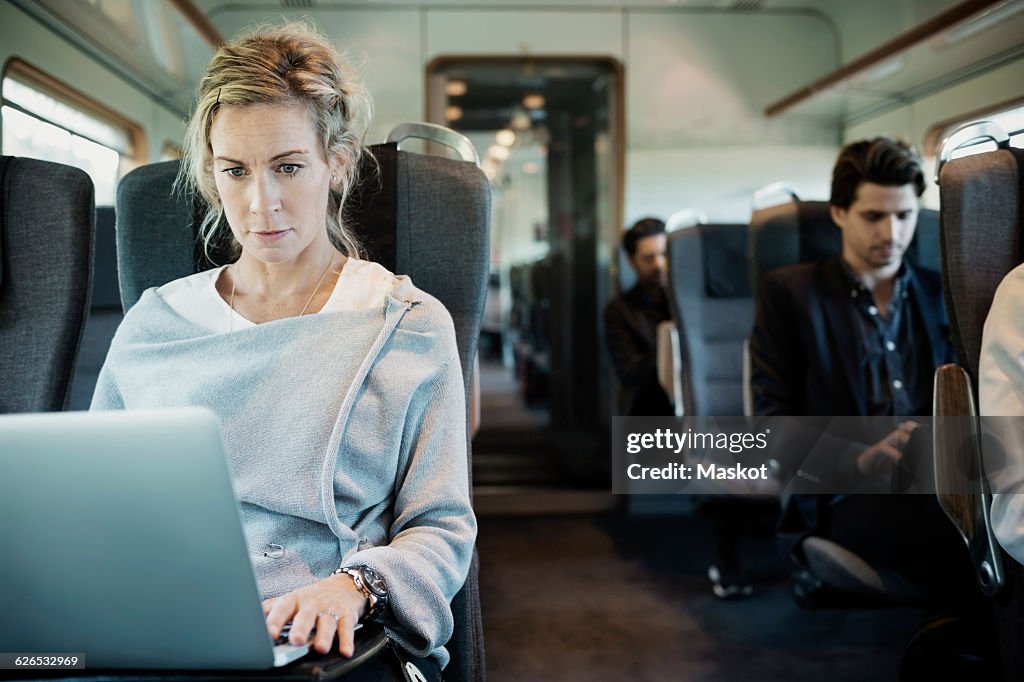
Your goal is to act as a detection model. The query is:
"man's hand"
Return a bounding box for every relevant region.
[262,573,369,656]
[856,420,920,476]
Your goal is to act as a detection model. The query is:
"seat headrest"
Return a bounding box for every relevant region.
[748,201,837,288]
[748,199,942,299]
[699,223,751,298]
[939,148,1024,385]
[117,144,401,309]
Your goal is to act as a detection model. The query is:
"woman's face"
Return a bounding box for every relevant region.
[210,103,339,266]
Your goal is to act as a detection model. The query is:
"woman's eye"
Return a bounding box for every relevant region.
[279,164,300,174]
[224,168,245,178]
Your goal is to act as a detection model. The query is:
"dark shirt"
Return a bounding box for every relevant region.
[839,261,932,417]
[750,255,952,418]
[604,283,674,416]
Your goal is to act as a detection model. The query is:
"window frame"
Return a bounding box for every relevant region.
[923,93,1024,158]
[1,57,147,168]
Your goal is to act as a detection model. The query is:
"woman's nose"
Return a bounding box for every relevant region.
[249,175,282,215]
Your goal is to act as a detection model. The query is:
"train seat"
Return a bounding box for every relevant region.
[113,125,489,682]
[666,222,754,417]
[748,199,941,302]
[933,120,1024,678]
[0,156,94,413]
[67,205,122,409]
[664,222,778,596]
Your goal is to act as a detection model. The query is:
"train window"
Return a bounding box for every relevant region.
[1,60,143,204]
[925,100,1024,161]
[161,142,183,161]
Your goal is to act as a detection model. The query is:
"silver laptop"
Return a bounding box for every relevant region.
[0,408,310,669]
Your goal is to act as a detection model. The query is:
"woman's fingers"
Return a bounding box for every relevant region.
[264,595,296,640]
[336,613,358,657]
[287,604,319,646]
[312,612,340,655]
[263,575,366,654]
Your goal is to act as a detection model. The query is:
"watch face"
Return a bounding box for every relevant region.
[361,567,387,597]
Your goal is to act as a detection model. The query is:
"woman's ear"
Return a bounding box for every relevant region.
[328,154,344,187]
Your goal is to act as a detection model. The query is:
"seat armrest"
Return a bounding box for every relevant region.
[933,363,1005,596]
[656,320,683,417]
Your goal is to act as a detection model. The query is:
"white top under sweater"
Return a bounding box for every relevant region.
[157,257,395,332]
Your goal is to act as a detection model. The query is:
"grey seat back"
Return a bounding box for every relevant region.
[666,223,753,416]
[748,199,940,301]
[67,206,122,410]
[116,144,490,682]
[0,156,94,413]
[940,149,1023,387]
[933,130,1023,602]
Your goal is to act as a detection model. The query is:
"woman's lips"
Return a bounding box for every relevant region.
[251,229,291,242]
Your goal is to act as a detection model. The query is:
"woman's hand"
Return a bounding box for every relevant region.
[262,573,369,656]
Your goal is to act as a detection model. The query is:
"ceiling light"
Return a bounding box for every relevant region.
[445,105,462,121]
[445,80,467,97]
[510,111,531,130]
[936,0,1024,47]
[496,129,516,146]
[854,55,907,86]
[523,93,545,109]
[489,145,510,161]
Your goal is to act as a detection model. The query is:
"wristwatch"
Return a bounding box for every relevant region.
[335,565,388,620]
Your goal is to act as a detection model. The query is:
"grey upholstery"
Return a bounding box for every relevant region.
[115,145,489,682]
[0,156,94,413]
[939,150,1023,388]
[934,143,1024,679]
[748,199,941,301]
[666,223,753,416]
[934,146,1023,594]
[91,207,121,309]
[67,206,124,411]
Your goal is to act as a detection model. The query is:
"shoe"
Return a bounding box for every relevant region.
[707,564,754,599]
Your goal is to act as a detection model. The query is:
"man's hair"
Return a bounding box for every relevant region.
[622,217,666,257]
[830,137,925,209]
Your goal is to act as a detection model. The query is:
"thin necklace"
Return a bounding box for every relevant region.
[228,253,336,329]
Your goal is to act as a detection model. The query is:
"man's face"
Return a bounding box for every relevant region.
[630,233,667,288]
[831,182,919,274]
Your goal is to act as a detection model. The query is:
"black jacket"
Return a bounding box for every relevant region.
[750,255,954,418]
[604,284,674,417]
[750,256,955,544]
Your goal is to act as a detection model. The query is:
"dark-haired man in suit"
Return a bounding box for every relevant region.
[750,137,970,599]
[605,217,673,418]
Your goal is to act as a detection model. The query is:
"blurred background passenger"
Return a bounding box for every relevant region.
[604,217,673,417]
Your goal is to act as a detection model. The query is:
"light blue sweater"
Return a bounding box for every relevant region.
[91,274,476,668]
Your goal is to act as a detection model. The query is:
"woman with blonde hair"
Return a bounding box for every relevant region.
[92,21,475,681]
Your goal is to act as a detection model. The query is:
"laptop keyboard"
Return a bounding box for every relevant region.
[270,622,366,667]
[274,622,362,645]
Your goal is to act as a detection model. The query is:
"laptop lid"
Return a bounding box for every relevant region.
[0,408,303,669]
